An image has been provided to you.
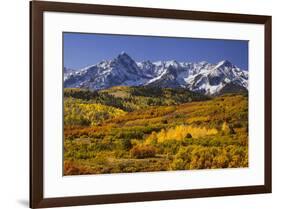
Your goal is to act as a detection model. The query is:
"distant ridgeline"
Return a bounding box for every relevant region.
[64,52,248,96]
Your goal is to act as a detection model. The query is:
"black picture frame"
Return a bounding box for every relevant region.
[30,1,272,208]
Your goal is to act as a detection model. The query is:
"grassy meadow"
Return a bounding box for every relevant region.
[63,86,248,175]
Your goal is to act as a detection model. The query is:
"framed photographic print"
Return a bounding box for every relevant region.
[30,0,272,208]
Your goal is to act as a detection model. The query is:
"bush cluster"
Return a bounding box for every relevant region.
[130,145,156,159]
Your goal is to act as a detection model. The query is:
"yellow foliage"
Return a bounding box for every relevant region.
[222,122,229,132]
[146,125,218,143]
[64,98,126,125]
[145,131,158,145]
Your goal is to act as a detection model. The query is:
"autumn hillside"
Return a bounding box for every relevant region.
[63,87,248,175]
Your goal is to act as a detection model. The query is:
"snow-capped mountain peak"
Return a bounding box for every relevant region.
[216,60,234,68]
[116,51,133,62]
[64,52,248,95]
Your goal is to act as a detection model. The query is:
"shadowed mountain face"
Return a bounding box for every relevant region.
[64,52,248,95]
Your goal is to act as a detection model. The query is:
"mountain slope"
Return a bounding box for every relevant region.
[64,86,209,112]
[64,52,248,95]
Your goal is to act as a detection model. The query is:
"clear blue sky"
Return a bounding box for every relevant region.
[63,32,248,70]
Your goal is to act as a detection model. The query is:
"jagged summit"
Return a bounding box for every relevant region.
[117,51,132,60]
[64,52,248,95]
[216,60,234,68]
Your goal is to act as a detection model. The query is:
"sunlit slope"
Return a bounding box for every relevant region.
[63,87,248,175]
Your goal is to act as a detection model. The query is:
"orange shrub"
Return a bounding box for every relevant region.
[130,145,156,159]
[64,160,92,175]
